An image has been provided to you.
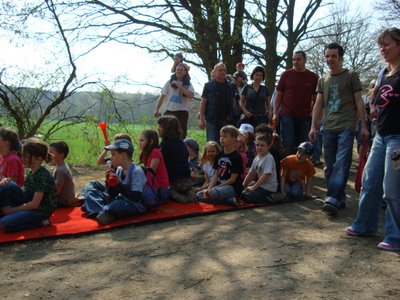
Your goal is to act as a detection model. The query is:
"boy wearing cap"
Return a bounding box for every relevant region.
[82,139,147,225]
[280,142,315,200]
[184,138,204,187]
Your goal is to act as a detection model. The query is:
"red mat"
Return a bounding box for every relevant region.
[0,201,270,243]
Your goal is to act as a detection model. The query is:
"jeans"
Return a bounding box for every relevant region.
[82,180,146,218]
[351,133,400,247]
[197,185,236,205]
[0,181,48,232]
[280,115,311,157]
[311,127,323,163]
[205,120,230,142]
[0,181,26,207]
[0,210,48,232]
[285,181,304,200]
[241,186,273,203]
[323,128,354,207]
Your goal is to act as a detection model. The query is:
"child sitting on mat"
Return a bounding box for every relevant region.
[196,125,243,206]
[241,133,278,203]
[0,138,57,232]
[81,139,147,225]
[139,129,171,203]
[49,141,76,207]
[0,126,24,188]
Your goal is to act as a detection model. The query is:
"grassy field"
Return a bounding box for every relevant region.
[42,121,207,167]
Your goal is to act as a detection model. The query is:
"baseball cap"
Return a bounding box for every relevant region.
[104,139,134,156]
[239,123,254,134]
[184,138,199,154]
[232,70,247,80]
[297,142,314,156]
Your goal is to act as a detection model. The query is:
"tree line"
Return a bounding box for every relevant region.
[0,0,396,139]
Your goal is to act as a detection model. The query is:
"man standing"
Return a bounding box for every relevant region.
[232,70,247,126]
[309,43,369,215]
[272,51,318,157]
[154,63,194,139]
[199,62,235,142]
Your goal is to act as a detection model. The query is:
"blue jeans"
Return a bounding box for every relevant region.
[351,133,400,246]
[285,181,304,200]
[323,128,354,207]
[197,185,236,205]
[0,181,26,207]
[0,181,49,232]
[206,120,230,142]
[0,210,48,232]
[82,180,146,218]
[280,115,311,157]
[311,127,323,163]
[241,186,273,203]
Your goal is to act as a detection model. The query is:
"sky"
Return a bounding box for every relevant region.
[0,0,377,95]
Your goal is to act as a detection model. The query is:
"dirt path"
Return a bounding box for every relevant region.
[0,164,399,300]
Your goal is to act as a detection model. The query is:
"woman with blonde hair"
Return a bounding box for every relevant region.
[345,28,400,251]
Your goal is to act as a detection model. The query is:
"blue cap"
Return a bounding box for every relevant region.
[297,142,314,156]
[105,139,134,156]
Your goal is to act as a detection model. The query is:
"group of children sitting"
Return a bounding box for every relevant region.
[0,116,316,231]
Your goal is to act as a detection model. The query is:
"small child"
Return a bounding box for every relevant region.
[239,123,256,169]
[0,138,57,232]
[196,125,243,206]
[139,129,171,202]
[280,142,315,200]
[96,133,133,166]
[235,133,248,179]
[170,52,191,87]
[198,141,221,190]
[49,141,76,207]
[82,139,147,225]
[158,115,194,203]
[235,62,248,82]
[254,124,282,190]
[0,126,24,187]
[184,137,204,187]
[241,134,278,203]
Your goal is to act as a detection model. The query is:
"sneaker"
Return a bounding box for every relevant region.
[377,242,400,252]
[41,219,51,227]
[344,226,374,237]
[322,202,338,215]
[96,212,115,225]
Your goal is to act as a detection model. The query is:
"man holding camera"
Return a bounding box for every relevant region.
[154,63,194,138]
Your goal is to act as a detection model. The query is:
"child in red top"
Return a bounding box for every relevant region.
[280,142,315,200]
[139,129,171,202]
[0,127,24,187]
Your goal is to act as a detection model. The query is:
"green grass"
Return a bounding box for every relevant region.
[44,121,206,167]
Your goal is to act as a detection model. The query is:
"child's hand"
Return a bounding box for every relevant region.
[245,185,256,192]
[0,177,10,187]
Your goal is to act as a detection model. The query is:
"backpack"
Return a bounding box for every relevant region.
[140,167,161,207]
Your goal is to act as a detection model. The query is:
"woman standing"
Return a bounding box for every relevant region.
[239,66,271,128]
[345,28,400,251]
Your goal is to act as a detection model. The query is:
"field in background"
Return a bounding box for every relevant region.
[43,121,207,167]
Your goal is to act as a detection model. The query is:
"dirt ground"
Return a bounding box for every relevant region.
[0,160,399,300]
